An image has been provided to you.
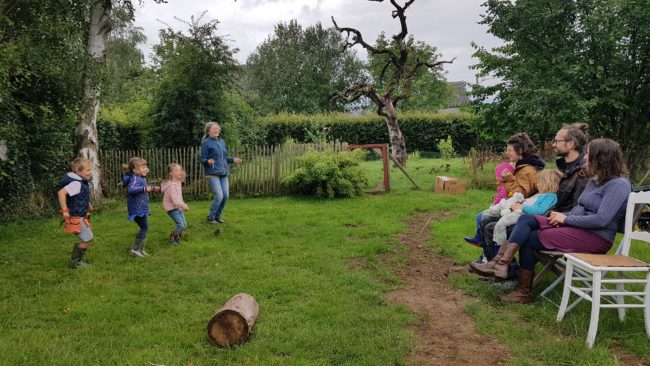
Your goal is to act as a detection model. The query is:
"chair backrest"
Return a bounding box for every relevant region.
[618,190,650,256]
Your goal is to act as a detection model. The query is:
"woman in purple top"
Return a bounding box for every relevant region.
[473,138,631,304]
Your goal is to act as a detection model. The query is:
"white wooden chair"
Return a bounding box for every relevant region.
[556,190,650,348]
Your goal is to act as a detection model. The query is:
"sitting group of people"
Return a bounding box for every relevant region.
[464,123,632,304]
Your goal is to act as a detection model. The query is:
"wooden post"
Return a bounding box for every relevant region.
[207,293,259,347]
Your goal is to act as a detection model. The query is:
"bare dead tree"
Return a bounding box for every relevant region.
[331,0,454,166]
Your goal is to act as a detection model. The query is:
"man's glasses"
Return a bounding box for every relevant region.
[553,138,569,143]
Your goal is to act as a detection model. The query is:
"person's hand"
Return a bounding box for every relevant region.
[511,203,522,211]
[153,186,161,193]
[501,169,513,178]
[207,159,215,167]
[234,157,242,164]
[61,210,70,219]
[88,202,94,212]
[548,211,566,226]
[183,204,190,211]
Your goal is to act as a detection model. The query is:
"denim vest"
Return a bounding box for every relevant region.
[58,173,90,217]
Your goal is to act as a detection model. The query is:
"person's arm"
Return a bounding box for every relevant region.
[523,194,557,215]
[57,188,70,218]
[502,168,536,197]
[127,176,147,194]
[564,180,630,229]
[170,184,184,209]
[199,140,210,165]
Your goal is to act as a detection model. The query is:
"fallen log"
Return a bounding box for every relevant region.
[207,293,259,347]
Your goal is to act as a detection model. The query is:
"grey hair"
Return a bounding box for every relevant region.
[202,121,221,142]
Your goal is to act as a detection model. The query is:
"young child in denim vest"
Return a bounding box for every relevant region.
[57,157,94,269]
[161,163,189,245]
[122,157,159,257]
[490,169,563,247]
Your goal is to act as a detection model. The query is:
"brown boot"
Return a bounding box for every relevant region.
[499,269,534,304]
[490,243,520,279]
[470,242,509,277]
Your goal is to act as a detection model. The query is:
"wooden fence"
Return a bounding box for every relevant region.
[99,141,349,198]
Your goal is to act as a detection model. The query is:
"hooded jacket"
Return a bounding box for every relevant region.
[502,154,545,198]
[555,155,588,213]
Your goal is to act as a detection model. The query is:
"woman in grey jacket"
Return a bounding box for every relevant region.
[200,122,242,224]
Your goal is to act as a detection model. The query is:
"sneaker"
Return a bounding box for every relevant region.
[215,217,225,224]
[69,261,92,269]
[464,236,482,248]
[129,249,145,257]
[207,217,219,224]
[140,249,150,257]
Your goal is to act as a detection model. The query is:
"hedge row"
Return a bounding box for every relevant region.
[258,111,484,154]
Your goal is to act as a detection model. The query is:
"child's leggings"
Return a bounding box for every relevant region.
[134,216,149,239]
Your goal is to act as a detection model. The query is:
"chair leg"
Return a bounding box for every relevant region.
[586,271,602,348]
[557,262,574,322]
[616,271,626,322]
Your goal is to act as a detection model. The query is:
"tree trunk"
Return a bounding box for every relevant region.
[207,293,259,347]
[383,100,408,166]
[77,0,111,199]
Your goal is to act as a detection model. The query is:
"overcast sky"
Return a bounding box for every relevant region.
[134,0,504,83]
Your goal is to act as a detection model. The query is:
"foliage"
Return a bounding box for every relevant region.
[150,13,239,148]
[0,0,88,219]
[246,20,366,114]
[282,149,368,198]
[259,111,485,154]
[367,33,453,112]
[472,0,650,174]
[436,135,455,159]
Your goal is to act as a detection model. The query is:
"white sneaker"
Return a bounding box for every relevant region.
[140,249,150,257]
[129,249,145,257]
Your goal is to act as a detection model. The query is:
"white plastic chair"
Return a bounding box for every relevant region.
[556,190,650,348]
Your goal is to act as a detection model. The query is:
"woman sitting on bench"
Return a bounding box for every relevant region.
[472,138,632,304]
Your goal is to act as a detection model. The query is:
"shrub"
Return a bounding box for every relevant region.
[437,135,455,159]
[281,149,368,198]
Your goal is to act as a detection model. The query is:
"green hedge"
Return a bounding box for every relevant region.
[258,111,483,154]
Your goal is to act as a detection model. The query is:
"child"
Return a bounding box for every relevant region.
[490,169,563,247]
[57,157,94,269]
[464,162,516,246]
[122,157,159,257]
[161,163,190,245]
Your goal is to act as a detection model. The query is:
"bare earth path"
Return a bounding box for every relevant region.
[383,211,511,366]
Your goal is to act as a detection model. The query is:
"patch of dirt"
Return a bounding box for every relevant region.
[383,211,511,366]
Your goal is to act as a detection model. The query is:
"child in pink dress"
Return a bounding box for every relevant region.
[464,162,516,246]
[161,163,190,245]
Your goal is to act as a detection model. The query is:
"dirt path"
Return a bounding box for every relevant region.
[383,211,511,366]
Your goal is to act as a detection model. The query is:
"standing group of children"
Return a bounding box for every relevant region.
[57,157,190,268]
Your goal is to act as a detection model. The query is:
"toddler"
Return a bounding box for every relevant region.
[57,157,94,268]
[122,157,159,257]
[161,163,190,245]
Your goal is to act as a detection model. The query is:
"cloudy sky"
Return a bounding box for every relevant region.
[134,0,504,83]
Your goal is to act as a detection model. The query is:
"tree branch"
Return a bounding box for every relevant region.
[330,83,387,117]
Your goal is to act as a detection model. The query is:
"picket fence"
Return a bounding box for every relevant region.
[99,141,348,198]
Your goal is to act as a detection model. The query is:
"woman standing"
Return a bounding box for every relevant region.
[475,138,631,304]
[200,121,242,224]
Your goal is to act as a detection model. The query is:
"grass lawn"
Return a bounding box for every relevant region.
[0,157,648,365]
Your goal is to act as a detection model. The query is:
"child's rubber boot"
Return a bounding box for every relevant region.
[69,244,91,269]
[130,238,145,257]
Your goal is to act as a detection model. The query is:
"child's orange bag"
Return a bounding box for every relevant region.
[63,217,83,234]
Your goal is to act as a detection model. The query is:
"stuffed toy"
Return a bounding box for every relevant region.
[488,192,525,217]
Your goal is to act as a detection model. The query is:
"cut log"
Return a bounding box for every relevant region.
[207,293,259,347]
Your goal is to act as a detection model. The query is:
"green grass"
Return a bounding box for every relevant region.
[0,158,647,365]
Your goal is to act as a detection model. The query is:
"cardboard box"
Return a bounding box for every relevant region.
[434,176,466,195]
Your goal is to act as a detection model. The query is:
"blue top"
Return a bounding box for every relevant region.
[564,177,632,242]
[200,136,234,176]
[122,173,151,220]
[522,193,557,215]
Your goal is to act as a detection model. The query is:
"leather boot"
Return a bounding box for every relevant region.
[499,269,534,304]
[490,243,520,279]
[470,242,508,277]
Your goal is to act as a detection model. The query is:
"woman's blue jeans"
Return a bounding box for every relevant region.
[208,176,229,220]
[167,209,187,233]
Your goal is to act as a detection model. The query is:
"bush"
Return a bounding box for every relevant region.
[258,111,484,155]
[281,149,368,198]
[437,135,455,159]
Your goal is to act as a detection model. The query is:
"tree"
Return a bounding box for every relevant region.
[472,0,650,175]
[331,0,454,165]
[367,32,453,112]
[246,20,366,115]
[150,13,239,147]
